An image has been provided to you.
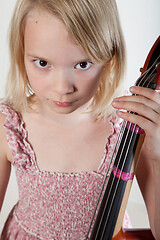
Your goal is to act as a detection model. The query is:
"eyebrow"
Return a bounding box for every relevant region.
[27,54,49,62]
[26,53,93,64]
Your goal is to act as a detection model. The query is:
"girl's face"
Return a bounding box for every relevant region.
[24,10,104,116]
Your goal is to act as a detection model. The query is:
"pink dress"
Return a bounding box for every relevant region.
[0,103,131,240]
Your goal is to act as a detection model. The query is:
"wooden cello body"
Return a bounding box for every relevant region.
[113,228,155,240]
[86,36,160,240]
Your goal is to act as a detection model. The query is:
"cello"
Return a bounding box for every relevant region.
[86,36,160,240]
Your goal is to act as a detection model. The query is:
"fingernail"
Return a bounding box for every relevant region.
[112,98,119,102]
[117,111,123,116]
[129,86,135,92]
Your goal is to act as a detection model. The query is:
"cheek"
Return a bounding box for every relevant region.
[26,71,49,98]
[25,63,47,93]
[29,76,48,96]
[83,69,102,94]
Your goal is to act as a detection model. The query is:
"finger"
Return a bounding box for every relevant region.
[112,100,159,124]
[130,86,160,104]
[113,95,160,114]
[117,111,154,135]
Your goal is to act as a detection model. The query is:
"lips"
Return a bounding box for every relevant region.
[53,101,74,107]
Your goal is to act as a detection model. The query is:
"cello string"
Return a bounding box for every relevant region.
[102,54,160,199]
[88,69,156,240]
[99,122,135,239]
[86,55,159,239]
[137,55,160,88]
[98,61,159,239]
[100,59,159,239]
[87,120,129,240]
[98,126,130,238]
[99,59,159,239]
[103,55,160,200]
[101,125,137,239]
[85,120,126,239]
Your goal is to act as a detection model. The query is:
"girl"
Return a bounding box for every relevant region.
[0,0,160,239]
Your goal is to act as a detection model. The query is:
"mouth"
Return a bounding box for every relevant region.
[53,101,75,107]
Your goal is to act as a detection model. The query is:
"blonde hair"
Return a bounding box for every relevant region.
[4,0,125,119]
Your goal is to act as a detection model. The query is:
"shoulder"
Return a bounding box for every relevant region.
[0,110,8,137]
[0,109,14,163]
[0,100,16,115]
[0,112,9,160]
[0,112,12,211]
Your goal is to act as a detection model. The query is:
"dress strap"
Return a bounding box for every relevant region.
[0,102,35,171]
[97,112,122,174]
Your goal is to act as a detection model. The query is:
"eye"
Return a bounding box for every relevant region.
[34,59,51,69]
[75,61,92,70]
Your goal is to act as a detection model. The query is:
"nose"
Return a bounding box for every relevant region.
[52,69,75,95]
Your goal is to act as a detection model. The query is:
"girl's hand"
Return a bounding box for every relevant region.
[112,86,160,167]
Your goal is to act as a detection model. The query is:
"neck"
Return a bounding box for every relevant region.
[33,100,95,128]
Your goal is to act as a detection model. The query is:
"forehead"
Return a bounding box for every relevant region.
[24,9,89,62]
[25,9,70,44]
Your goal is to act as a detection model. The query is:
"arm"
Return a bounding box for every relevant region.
[136,144,160,239]
[0,113,11,212]
[112,86,160,240]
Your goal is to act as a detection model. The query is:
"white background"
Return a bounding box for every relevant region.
[0,0,160,232]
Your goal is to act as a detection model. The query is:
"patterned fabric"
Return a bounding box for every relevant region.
[0,102,131,240]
